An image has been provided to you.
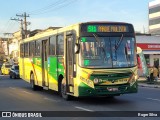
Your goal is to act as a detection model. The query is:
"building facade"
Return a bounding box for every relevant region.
[136,35,160,76]
[149,0,160,34]
[9,31,22,63]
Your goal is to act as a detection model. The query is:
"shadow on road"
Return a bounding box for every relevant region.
[0,75,133,105]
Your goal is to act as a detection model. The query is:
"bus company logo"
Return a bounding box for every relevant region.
[111,80,115,83]
[2,112,11,117]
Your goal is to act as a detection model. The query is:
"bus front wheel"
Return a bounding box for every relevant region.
[61,79,71,100]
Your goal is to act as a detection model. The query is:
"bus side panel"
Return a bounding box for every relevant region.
[19,58,24,80]
[57,56,64,78]
[33,57,43,86]
[48,57,58,91]
[48,56,64,91]
[23,58,32,83]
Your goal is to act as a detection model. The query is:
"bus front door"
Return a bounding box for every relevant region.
[42,40,49,88]
[66,35,74,93]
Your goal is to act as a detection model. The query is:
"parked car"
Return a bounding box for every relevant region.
[1,63,12,75]
[9,65,19,79]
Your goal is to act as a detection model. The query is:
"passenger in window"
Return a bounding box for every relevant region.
[85,43,93,57]
[81,42,92,57]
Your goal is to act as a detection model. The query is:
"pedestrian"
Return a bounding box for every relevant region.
[153,66,158,81]
[149,67,154,82]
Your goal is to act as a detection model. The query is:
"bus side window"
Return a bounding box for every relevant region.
[49,36,56,55]
[57,34,64,55]
[24,43,29,58]
[35,40,41,56]
[29,41,35,57]
[20,44,24,58]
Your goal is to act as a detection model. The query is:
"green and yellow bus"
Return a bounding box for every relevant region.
[19,22,138,100]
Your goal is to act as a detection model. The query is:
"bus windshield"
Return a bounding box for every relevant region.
[79,37,136,68]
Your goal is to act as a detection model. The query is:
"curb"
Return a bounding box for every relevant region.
[138,83,160,88]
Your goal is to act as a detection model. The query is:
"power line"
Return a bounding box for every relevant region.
[0,20,12,34]
[10,17,24,39]
[0,20,17,38]
[11,12,30,39]
[29,0,77,15]
[0,0,77,38]
[0,20,10,34]
[17,12,30,38]
[29,0,66,14]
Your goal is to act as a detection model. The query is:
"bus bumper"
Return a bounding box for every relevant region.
[78,82,138,97]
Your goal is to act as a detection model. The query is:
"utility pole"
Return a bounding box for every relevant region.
[10,18,25,39]
[11,12,30,39]
[16,12,30,38]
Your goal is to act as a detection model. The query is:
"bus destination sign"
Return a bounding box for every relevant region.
[87,25,129,33]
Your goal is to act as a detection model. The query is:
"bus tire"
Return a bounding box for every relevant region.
[58,75,63,95]
[12,74,16,79]
[61,78,71,100]
[30,73,38,91]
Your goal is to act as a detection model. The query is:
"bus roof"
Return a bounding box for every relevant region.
[81,21,133,25]
[20,21,133,43]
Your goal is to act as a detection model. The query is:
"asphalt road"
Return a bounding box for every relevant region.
[0,75,160,120]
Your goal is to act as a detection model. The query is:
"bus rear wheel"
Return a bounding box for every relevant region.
[30,73,40,90]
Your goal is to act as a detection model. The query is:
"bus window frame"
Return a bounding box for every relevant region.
[35,40,41,57]
[20,43,24,58]
[49,35,57,56]
[29,41,36,57]
[24,42,29,58]
[57,33,64,56]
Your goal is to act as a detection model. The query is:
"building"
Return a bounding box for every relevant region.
[9,31,22,63]
[136,34,160,76]
[0,37,10,56]
[136,35,160,67]
[149,0,160,34]
[0,38,6,62]
[8,29,43,63]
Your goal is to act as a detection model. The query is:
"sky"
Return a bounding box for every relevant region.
[0,0,154,37]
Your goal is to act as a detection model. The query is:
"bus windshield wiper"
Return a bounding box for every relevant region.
[93,33,100,43]
[93,33,106,60]
[115,34,124,50]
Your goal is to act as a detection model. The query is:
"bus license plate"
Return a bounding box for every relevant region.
[107,87,119,92]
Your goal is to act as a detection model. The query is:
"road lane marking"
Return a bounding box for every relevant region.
[43,97,60,102]
[22,91,32,94]
[147,98,160,102]
[75,106,94,112]
[9,88,32,95]
[9,87,16,90]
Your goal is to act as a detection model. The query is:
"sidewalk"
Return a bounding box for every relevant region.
[138,77,160,88]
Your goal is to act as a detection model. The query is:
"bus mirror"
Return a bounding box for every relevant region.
[74,43,80,54]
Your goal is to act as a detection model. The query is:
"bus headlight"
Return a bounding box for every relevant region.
[129,75,137,86]
[93,78,99,84]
